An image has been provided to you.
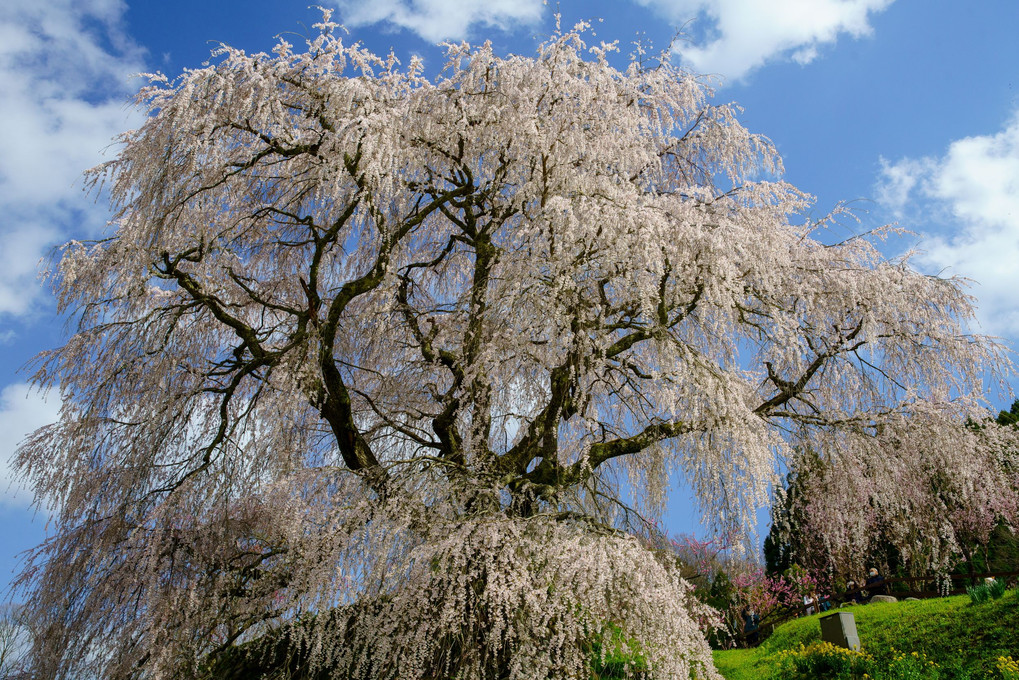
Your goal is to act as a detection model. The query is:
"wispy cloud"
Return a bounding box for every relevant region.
[634,0,894,82]
[875,156,933,218]
[0,383,60,509]
[329,0,545,43]
[0,0,144,319]
[877,112,1019,335]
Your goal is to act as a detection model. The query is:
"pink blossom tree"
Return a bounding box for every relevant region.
[729,568,804,619]
[10,12,1015,679]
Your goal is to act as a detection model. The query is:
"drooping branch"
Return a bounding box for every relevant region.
[755,317,866,417]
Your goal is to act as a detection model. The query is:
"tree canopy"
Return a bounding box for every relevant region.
[11,14,1015,679]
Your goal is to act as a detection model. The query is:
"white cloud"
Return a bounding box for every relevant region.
[634,0,894,82]
[877,113,1019,335]
[329,0,545,43]
[0,0,144,319]
[875,156,933,218]
[0,383,61,509]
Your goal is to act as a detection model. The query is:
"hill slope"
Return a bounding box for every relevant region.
[713,592,1019,679]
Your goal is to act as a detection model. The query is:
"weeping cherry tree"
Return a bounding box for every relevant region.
[11,12,1014,680]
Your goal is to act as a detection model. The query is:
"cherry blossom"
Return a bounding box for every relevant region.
[10,13,1012,679]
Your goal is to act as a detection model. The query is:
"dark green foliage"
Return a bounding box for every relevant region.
[966,582,991,605]
[763,449,903,580]
[763,450,822,578]
[768,406,1019,583]
[762,506,793,578]
[969,577,1007,604]
[948,403,1019,582]
[951,521,1019,577]
[996,400,1019,427]
[588,623,649,680]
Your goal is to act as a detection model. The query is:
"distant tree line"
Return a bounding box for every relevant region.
[765,400,1019,585]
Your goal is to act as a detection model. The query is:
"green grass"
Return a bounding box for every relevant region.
[713,591,1019,679]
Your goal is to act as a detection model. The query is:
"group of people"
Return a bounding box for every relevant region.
[801,589,833,615]
[805,567,889,613]
[844,567,888,604]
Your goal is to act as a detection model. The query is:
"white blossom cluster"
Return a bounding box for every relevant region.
[280,515,721,679]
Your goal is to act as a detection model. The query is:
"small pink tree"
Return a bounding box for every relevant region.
[665,532,829,646]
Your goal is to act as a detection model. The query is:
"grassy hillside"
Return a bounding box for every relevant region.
[713,591,1019,679]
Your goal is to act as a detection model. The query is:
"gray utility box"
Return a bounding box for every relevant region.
[819,611,860,651]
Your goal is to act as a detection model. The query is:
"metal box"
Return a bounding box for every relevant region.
[819,611,860,651]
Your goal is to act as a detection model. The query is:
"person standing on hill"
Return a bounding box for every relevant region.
[742,608,760,646]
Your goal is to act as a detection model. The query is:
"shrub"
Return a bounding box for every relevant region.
[589,623,649,680]
[967,578,1007,605]
[774,641,873,679]
[966,583,990,605]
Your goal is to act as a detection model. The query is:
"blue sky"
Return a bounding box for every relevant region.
[1,0,1017,595]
